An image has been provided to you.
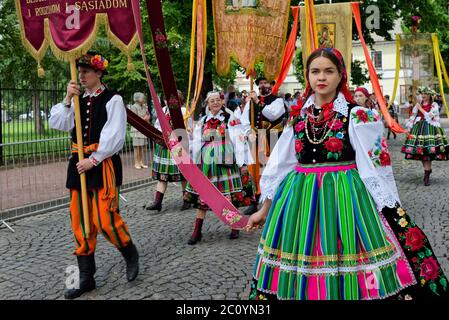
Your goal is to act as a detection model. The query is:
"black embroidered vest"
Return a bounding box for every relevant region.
[66,88,123,190]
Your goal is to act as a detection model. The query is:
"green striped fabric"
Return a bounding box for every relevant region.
[402,120,449,161]
[152,144,184,181]
[252,166,407,300]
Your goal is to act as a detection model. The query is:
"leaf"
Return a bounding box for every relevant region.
[298,133,304,138]
[429,282,439,295]
[425,248,433,257]
[417,252,425,259]
[327,152,333,160]
[439,277,447,290]
[333,153,339,160]
[374,149,381,156]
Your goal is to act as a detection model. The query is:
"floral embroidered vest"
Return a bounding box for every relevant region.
[290,104,357,164]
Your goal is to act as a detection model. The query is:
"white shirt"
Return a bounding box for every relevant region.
[404,102,441,129]
[49,94,126,164]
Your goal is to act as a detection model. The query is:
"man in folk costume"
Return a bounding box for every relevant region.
[49,52,139,299]
[240,76,287,215]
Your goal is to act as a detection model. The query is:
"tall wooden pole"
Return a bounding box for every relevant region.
[249,76,261,195]
[70,59,90,238]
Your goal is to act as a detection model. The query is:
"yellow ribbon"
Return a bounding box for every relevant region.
[432,34,449,117]
[184,0,207,129]
[388,34,401,109]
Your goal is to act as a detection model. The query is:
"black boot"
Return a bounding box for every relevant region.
[424,170,431,186]
[119,242,139,282]
[146,191,164,212]
[243,202,258,216]
[64,254,96,300]
[180,201,192,211]
[229,229,240,240]
[188,218,203,245]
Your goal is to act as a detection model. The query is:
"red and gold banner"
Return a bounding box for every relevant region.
[15,0,138,73]
[213,0,291,81]
[300,2,353,76]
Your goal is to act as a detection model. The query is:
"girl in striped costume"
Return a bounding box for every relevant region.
[146,91,192,212]
[184,91,255,244]
[401,87,449,186]
[245,48,448,300]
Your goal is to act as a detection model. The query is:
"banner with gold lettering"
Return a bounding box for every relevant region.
[212,0,291,81]
[300,2,353,76]
[15,0,138,75]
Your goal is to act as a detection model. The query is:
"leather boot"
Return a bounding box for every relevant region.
[146,191,164,212]
[243,202,258,216]
[119,242,139,282]
[229,229,240,240]
[424,170,431,186]
[64,254,96,299]
[180,201,192,211]
[188,218,203,245]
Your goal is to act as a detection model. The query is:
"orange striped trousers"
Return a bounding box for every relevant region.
[70,187,132,256]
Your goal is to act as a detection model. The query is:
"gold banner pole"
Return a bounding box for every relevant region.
[70,59,91,238]
[249,76,261,195]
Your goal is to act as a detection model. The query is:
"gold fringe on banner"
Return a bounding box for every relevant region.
[15,0,139,75]
[37,62,45,78]
[127,55,135,72]
[14,0,49,77]
[44,17,98,62]
[212,0,291,81]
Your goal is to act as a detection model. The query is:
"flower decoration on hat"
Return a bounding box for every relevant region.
[77,53,109,74]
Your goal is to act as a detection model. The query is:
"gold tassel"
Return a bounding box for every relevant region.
[127,55,135,72]
[37,62,45,78]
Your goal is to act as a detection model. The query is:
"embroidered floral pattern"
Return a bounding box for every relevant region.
[154,28,168,48]
[368,136,392,167]
[351,108,381,124]
[293,112,348,162]
[392,207,448,296]
[168,95,179,109]
[222,208,242,225]
[202,119,227,141]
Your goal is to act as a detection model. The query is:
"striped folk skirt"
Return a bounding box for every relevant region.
[401,120,449,161]
[184,141,252,210]
[250,162,418,300]
[151,144,185,182]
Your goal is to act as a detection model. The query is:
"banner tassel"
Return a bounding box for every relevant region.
[37,62,45,78]
[127,55,135,72]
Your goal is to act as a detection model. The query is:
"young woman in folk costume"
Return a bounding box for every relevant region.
[146,91,192,212]
[354,87,372,109]
[245,48,448,300]
[184,91,256,244]
[402,87,449,186]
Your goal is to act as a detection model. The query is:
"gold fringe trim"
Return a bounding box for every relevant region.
[212,0,291,81]
[104,16,139,57]
[37,63,45,78]
[14,0,49,65]
[258,240,397,262]
[127,54,135,72]
[15,3,139,68]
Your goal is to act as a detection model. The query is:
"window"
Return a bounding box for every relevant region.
[371,51,382,69]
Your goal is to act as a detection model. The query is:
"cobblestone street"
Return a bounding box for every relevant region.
[0,136,448,300]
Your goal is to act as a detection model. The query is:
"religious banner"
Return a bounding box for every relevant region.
[400,33,435,99]
[15,0,138,74]
[213,0,291,81]
[300,2,353,76]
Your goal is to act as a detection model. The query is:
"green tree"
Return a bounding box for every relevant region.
[351,59,371,87]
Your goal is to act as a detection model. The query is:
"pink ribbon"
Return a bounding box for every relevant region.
[131,0,248,229]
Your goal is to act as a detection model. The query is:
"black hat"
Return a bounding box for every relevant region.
[76,51,109,75]
[255,76,267,86]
